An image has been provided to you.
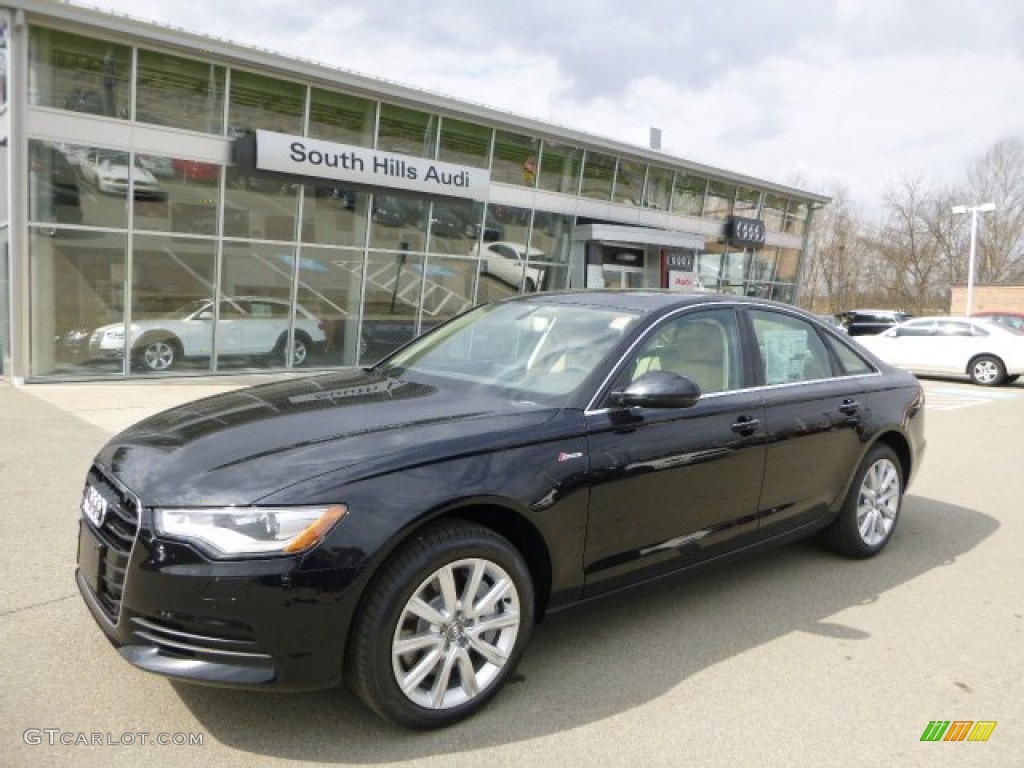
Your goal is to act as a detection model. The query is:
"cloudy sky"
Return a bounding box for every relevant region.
[74,0,1024,216]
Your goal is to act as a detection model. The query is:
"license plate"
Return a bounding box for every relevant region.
[78,522,104,595]
[81,483,108,528]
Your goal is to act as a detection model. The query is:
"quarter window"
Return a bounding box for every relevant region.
[822,334,874,376]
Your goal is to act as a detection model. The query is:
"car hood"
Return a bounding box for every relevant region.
[96,369,564,506]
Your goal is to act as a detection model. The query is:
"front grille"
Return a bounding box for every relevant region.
[82,464,140,622]
[130,615,271,664]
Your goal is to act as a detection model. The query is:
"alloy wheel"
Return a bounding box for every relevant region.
[972,359,999,385]
[391,557,521,711]
[856,457,900,547]
[142,341,175,371]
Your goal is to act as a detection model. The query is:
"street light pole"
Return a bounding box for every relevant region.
[951,202,996,315]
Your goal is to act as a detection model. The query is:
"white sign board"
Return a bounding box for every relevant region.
[255,130,490,201]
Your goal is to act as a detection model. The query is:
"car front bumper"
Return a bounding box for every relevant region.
[75,505,365,692]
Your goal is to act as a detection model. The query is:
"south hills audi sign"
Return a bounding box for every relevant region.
[246,130,490,201]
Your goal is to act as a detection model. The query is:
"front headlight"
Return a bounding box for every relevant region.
[154,505,347,558]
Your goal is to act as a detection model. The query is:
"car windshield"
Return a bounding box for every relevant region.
[378,300,641,404]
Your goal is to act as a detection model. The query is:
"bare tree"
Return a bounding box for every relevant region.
[868,176,948,313]
[964,137,1024,282]
[801,181,868,312]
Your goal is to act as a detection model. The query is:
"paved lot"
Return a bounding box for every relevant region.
[1,375,1021,767]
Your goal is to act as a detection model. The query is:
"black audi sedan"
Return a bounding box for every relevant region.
[76,291,926,728]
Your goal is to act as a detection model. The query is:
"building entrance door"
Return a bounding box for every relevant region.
[569,223,706,293]
[600,263,645,289]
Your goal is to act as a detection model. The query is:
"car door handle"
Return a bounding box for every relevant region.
[731,416,760,435]
[839,399,861,415]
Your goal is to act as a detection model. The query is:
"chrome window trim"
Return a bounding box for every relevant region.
[583,301,884,415]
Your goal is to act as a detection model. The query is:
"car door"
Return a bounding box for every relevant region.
[582,307,766,597]
[172,300,215,357]
[882,320,935,370]
[213,299,248,357]
[240,299,288,355]
[910,319,977,375]
[745,309,870,538]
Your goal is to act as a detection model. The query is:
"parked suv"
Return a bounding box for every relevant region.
[87,296,327,371]
[839,309,913,336]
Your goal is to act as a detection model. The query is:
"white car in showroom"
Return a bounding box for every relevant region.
[471,241,546,292]
[79,149,165,199]
[88,296,327,372]
[856,315,1024,386]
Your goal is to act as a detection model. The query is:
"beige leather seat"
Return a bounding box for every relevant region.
[658,320,727,393]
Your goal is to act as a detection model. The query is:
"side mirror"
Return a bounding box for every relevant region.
[197,310,214,321]
[608,371,701,410]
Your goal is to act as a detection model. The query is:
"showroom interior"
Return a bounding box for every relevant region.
[0,1,828,382]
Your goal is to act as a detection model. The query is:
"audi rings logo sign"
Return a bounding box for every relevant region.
[727,215,767,248]
[81,484,108,528]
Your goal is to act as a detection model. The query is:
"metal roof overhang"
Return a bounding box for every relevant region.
[572,224,705,251]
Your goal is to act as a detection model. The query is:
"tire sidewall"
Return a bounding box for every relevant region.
[291,334,309,366]
[838,445,903,557]
[353,523,534,729]
[136,337,177,372]
[969,355,1005,386]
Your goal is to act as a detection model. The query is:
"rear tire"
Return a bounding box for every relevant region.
[274,333,311,367]
[347,520,534,729]
[824,445,904,558]
[969,355,1005,386]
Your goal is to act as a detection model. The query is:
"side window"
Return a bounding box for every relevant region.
[822,333,875,376]
[620,308,743,394]
[220,300,248,319]
[897,321,933,337]
[937,321,973,337]
[249,302,274,318]
[749,310,833,384]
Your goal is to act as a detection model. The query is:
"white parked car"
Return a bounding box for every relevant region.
[89,296,328,372]
[79,150,165,199]
[471,241,546,292]
[856,315,1024,386]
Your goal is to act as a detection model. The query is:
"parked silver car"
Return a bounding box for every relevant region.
[89,296,328,371]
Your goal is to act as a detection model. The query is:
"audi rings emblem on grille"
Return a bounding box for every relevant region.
[82,484,108,528]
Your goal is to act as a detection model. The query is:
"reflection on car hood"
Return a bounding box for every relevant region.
[97,368,562,506]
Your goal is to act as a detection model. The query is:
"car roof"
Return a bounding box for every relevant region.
[844,308,910,316]
[505,289,801,316]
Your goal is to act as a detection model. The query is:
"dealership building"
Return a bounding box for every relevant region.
[0,1,829,382]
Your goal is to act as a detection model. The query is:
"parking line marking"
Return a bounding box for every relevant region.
[923,384,1023,410]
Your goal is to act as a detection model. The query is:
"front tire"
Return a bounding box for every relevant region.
[348,520,534,729]
[824,445,904,558]
[969,355,1006,386]
[135,337,179,372]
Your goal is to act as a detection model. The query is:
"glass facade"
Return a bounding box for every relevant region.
[136,49,225,133]
[7,19,820,380]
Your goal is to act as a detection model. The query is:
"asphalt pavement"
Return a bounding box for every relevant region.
[1,374,1021,767]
